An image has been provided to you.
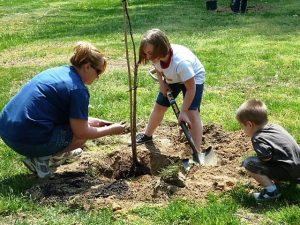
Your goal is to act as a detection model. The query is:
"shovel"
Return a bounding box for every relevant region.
[149,68,218,170]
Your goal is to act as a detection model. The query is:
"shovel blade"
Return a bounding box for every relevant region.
[182,146,218,171]
[200,146,218,166]
[148,68,159,81]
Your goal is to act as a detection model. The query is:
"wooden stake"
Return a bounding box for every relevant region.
[122,0,138,165]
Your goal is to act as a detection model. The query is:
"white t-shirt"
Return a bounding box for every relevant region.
[153,44,205,84]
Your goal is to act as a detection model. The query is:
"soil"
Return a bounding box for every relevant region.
[26,123,256,211]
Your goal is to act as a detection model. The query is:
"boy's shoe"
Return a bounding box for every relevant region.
[49,148,83,167]
[23,157,53,179]
[136,133,152,144]
[253,188,281,201]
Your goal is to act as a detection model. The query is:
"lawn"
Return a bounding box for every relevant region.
[0,0,299,224]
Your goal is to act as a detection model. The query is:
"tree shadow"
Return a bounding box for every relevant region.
[2,0,299,51]
[0,173,37,197]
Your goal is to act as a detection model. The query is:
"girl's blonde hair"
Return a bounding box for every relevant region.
[70,41,107,74]
[236,99,268,125]
[138,28,171,64]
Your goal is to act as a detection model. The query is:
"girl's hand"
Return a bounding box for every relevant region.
[178,111,192,129]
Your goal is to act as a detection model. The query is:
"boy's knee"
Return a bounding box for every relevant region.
[242,156,262,173]
[243,156,259,167]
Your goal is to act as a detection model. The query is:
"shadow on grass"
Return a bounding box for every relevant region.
[229,182,300,213]
[0,173,36,197]
[1,0,299,51]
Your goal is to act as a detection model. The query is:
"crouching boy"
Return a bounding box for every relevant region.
[236,99,300,201]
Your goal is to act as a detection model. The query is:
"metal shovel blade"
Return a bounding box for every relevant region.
[200,146,218,166]
[182,146,218,171]
[148,68,159,81]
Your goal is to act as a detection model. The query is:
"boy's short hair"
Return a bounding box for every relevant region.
[236,99,268,125]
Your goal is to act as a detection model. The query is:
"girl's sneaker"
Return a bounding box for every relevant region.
[23,157,54,179]
[136,133,152,144]
[253,188,281,201]
[49,148,83,167]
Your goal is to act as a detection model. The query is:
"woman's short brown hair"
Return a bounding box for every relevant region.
[236,99,268,125]
[70,41,107,74]
[138,29,171,64]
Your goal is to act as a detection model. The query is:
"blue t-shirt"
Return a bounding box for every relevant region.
[0,65,89,144]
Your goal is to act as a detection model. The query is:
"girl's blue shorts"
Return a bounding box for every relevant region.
[156,83,204,110]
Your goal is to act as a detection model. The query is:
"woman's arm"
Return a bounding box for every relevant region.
[70,118,125,140]
[88,117,113,127]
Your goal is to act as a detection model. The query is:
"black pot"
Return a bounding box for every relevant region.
[206,0,217,10]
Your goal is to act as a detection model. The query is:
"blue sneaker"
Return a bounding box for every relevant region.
[253,188,281,201]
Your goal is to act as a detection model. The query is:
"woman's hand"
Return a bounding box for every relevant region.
[88,117,113,127]
[107,123,125,135]
[70,118,125,139]
[88,117,125,134]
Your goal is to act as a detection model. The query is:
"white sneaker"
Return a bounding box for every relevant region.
[23,157,53,179]
[23,158,36,173]
[49,148,83,167]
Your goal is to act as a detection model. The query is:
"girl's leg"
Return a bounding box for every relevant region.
[187,110,203,152]
[145,103,168,136]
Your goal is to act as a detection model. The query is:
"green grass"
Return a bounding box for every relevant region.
[132,197,240,225]
[0,0,300,224]
[0,204,121,225]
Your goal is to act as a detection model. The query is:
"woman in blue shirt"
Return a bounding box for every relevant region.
[0,41,125,178]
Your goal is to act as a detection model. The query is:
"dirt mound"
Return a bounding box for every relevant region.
[26,123,255,211]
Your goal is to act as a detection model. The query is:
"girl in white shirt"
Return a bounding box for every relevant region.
[136,28,205,155]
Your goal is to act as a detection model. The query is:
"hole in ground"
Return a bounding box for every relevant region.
[93,148,182,180]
